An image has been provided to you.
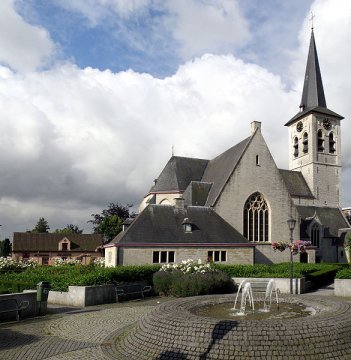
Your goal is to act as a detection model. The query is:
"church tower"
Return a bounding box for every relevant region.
[285,30,344,207]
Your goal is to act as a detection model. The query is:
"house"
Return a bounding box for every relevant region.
[105,30,350,266]
[12,232,104,265]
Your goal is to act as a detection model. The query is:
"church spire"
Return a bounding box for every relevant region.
[299,29,326,111]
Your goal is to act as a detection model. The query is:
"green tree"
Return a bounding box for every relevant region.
[54,224,83,234]
[0,238,11,257]
[32,217,50,233]
[89,202,132,242]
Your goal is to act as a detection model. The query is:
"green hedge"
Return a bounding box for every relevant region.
[0,264,161,292]
[335,268,351,279]
[214,263,343,279]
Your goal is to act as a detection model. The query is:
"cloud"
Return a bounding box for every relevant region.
[0,0,350,239]
[0,0,55,72]
[53,0,250,61]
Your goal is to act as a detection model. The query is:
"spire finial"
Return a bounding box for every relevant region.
[171,145,175,157]
[309,11,315,30]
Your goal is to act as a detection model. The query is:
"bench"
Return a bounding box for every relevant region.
[0,298,29,321]
[115,284,152,302]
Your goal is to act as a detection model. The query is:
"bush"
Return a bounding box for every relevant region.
[153,259,234,297]
[335,267,351,279]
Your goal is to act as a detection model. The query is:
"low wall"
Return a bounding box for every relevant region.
[48,284,116,307]
[0,291,44,321]
[335,279,351,297]
[232,277,306,294]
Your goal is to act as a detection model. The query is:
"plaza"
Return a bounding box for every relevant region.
[1,285,351,359]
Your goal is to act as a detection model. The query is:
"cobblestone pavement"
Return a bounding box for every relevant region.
[0,287,350,360]
[0,299,163,360]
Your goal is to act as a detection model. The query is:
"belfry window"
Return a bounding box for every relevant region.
[302,132,308,153]
[317,130,324,152]
[311,224,320,248]
[243,192,269,242]
[329,132,336,154]
[293,137,299,157]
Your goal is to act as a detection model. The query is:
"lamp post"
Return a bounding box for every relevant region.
[287,216,296,294]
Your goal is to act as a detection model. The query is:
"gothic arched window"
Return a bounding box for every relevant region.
[311,223,320,247]
[293,137,299,157]
[302,132,308,153]
[317,130,324,152]
[329,132,336,154]
[243,192,269,242]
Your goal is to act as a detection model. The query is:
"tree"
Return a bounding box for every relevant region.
[89,202,132,242]
[32,217,50,233]
[54,224,83,234]
[0,238,11,257]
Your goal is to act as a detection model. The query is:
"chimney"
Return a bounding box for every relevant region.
[251,121,261,134]
[174,197,185,209]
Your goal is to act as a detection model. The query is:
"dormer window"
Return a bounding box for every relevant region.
[182,218,192,233]
[59,238,71,251]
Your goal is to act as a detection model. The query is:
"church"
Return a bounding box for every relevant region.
[105,30,350,267]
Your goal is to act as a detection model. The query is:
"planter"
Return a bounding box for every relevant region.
[334,279,351,297]
[48,284,116,307]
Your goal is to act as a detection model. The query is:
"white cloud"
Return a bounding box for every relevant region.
[0,0,350,239]
[0,0,55,72]
[164,0,250,59]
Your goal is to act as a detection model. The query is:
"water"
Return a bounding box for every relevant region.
[192,301,315,321]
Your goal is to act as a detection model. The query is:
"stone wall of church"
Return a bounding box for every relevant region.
[118,246,254,266]
[214,129,300,252]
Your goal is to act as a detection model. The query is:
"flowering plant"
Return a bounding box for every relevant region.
[53,257,81,266]
[160,259,214,274]
[0,257,38,271]
[92,257,105,267]
[271,242,289,252]
[272,241,311,255]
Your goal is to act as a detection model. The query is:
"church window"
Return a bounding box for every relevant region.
[302,132,308,153]
[293,137,299,157]
[329,132,336,154]
[311,224,320,248]
[317,130,324,152]
[243,192,269,242]
[256,155,260,166]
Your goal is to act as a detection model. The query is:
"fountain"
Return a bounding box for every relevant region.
[112,290,351,359]
[232,278,279,316]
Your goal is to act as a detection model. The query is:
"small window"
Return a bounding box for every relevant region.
[302,133,308,153]
[62,243,68,251]
[152,251,175,264]
[329,132,336,154]
[317,130,324,152]
[207,250,227,263]
[293,137,299,157]
[256,155,260,166]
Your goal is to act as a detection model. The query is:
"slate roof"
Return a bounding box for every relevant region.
[286,30,343,126]
[183,181,212,206]
[296,206,350,238]
[111,205,250,245]
[279,169,314,199]
[149,156,209,193]
[202,136,251,206]
[12,233,103,252]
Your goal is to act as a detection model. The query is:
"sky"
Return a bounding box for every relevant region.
[0,0,350,239]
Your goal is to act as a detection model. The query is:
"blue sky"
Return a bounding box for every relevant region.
[0,0,350,238]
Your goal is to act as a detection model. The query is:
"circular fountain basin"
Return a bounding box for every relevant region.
[192,300,316,321]
[113,294,351,359]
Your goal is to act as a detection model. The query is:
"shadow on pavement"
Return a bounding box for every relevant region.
[0,328,40,350]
